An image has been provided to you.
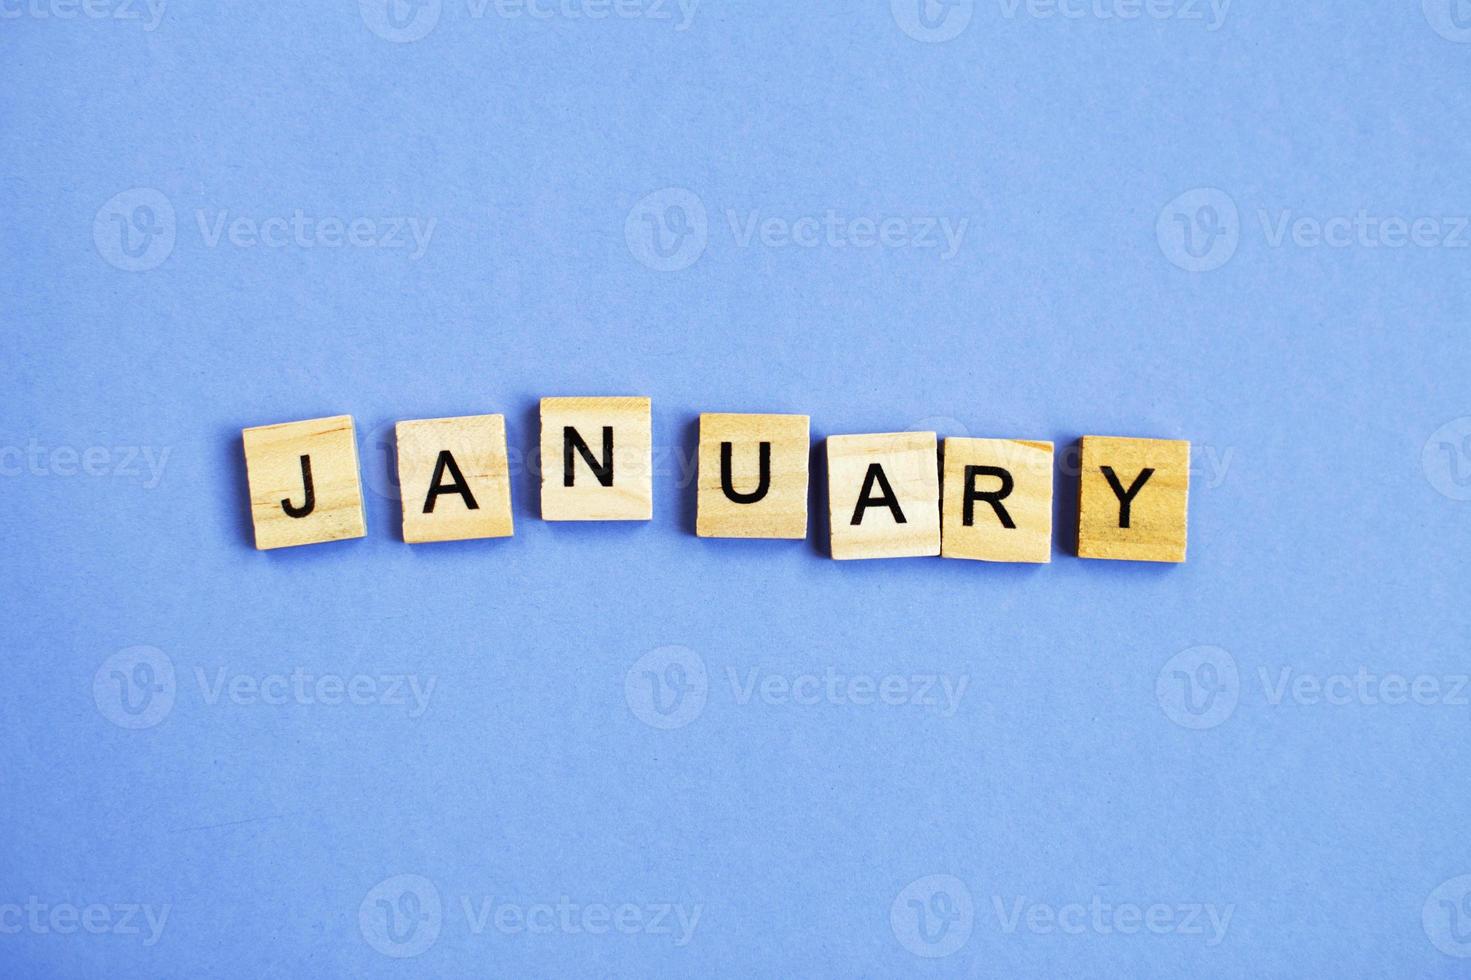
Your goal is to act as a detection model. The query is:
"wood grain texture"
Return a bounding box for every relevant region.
[539,397,653,521]
[1077,436,1190,563]
[826,432,940,560]
[696,413,809,539]
[941,437,1053,563]
[396,414,514,543]
[241,415,366,550]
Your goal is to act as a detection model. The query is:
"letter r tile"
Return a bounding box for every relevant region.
[941,437,1053,563]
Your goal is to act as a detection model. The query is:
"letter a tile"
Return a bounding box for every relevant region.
[396,414,514,543]
[826,432,940,560]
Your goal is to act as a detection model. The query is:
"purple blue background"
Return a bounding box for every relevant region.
[4,0,1471,976]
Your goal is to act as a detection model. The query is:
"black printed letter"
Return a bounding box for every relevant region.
[963,465,1016,528]
[720,441,771,504]
[851,464,906,525]
[281,455,315,518]
[564,426,614,487]
[1101,466,1154,528]
[422,450,479,514]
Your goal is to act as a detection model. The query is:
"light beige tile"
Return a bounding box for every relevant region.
[396,414,514,544]
[242,415,366,550]
[540,397,652,521]
[826,432,940,560]
[696,413,809,539]
[941,437,1053,563]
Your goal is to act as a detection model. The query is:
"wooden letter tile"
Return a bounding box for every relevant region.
[396,415,514,543]
[241,415,366,550]
[826,432,940,560]
[1077,436,1190,562]
[540,397,653,521]
[941,438,1053,563]
[696,413,810,539]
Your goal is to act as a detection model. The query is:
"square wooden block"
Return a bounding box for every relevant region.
[241,415,366,550]
[540,397,652,521]
[826,432,940,560]
[395,415,514,544]
[941,438,1053,563]
[1077,436,1190,563]
[696,413,810,539]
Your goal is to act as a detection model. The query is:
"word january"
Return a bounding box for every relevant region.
[239,399,1191,563]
